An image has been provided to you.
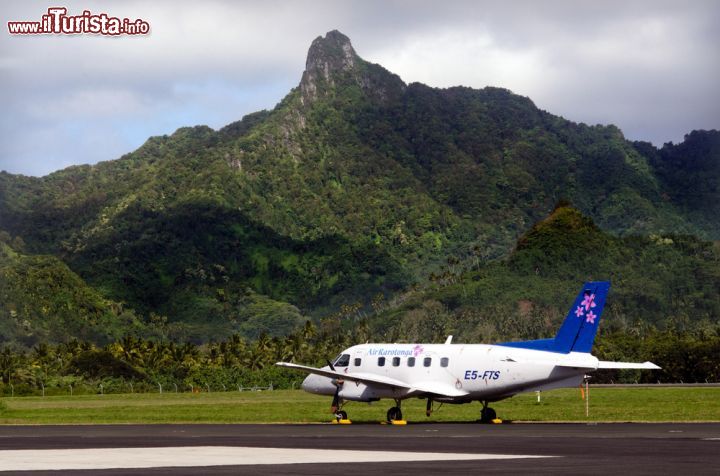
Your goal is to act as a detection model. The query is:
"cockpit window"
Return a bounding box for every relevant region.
[333,354,351,367]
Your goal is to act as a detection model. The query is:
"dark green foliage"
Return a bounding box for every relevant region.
[68,350,145,380]
[594,329,720,383]
[218,110,271,140]
[373,206,720,345]
[64,200,404,341]
[645,130,720,235]
[512,206,611,274]
[0,241,140,346]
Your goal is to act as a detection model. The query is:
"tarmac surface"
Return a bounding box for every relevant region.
[0,422,718,475]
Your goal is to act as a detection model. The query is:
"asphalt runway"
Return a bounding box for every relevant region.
[0,423,718,475]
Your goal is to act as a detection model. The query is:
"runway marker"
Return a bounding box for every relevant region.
[0,446,556,471]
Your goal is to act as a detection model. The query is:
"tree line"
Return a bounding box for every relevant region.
[1,321,717,397]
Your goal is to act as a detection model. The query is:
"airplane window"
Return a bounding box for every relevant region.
[440,357,449,367]
[334,354,350,367]
[407,357,415,367]
[378,357,386,367]
[392,357,400,367]
[354,358,362,366]
[424,357,432,367]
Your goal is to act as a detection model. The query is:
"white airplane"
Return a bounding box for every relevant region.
[277,281,660,422]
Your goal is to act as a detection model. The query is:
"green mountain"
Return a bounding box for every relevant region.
[1,31,718,344]
[636,130,720,235]
[372,205,720,344]
[0,238,140,345]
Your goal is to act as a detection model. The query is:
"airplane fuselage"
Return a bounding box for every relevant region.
[301,343,598,403]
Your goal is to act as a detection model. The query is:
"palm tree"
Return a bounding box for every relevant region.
[243,333,274,370]
[109,335,143,367]
[0,348,22,384]
[142,341,170,373]
[279,333,307,362]
[226,334,248,364]
[31,343,56,380]
[300,320,317,341]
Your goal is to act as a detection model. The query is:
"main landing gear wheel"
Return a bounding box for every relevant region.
[480,406,497,423]
[387,406,403,422]
[335,410,348,421]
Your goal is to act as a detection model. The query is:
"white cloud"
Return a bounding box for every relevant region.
[371,29,545,94]
[26,88,148,119]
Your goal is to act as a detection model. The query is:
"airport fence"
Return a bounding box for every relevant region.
[2,380,718,398]
[0,380,277,397]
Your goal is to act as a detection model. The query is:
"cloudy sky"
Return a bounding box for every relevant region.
[2,0,718,176]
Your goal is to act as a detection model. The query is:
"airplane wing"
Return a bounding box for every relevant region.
[276,362,469,398]
[597,360,661,370]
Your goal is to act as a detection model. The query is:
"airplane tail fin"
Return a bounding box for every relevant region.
[553,281,610,353]
[498,281,610,354]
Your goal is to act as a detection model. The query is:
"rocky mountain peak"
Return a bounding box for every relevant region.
[299,30,406,105]
[305,30,357,78]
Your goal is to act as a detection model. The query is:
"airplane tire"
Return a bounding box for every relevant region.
[387,407,402,421]
[480,407,496,423]
[336,410,348,421]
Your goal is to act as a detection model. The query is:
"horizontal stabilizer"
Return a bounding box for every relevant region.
[597,360,661,370]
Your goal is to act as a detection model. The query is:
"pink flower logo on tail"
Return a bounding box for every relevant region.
[582,293,597,311]
[575,306,584,318]
[585,310,597,324]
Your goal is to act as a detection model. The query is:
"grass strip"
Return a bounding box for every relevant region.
[1,388,718,424]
